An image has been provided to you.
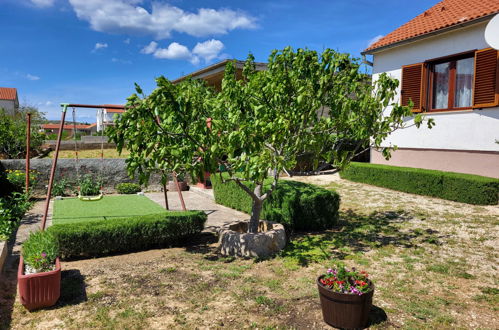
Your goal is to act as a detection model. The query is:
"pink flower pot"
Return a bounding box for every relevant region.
[18,256,61,311]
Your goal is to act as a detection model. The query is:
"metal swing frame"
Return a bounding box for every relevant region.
[40,103,125,230]
[40,103,187,231]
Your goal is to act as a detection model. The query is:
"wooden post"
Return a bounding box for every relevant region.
[41,104,68,230]
[172,171,186,211]
[25,113,31,194]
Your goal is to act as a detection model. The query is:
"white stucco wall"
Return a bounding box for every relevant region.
[371,21,499,152]
[0,100,16,116]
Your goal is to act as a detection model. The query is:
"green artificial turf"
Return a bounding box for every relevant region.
[52,195,166,224]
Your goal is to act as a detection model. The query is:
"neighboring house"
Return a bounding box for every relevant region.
[41,123,96,137]
[96,105,125,131]
[172,59,267,91]
[363,0,499,178]
[0,87,19,116]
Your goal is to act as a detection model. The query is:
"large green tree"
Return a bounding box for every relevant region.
[0,106,46,159]
[111,47,433,233]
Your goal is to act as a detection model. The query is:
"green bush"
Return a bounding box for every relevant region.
[22,231,59,272]
[47,211,207,259]
[0,192,32,240]
[78,175,101,196]
[116,183,141,194]
[340,162,499,205]
[211,174,340,231]
[52,179,71,197]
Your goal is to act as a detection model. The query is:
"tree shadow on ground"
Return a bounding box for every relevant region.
[280,209,445,267]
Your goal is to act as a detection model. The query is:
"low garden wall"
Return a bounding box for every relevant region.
[42,140,116,150]
[0,159,163,192]
[340,162,499,205]
[211,174,340,231]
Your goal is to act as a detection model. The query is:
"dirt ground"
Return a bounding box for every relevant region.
[1,175,498,329]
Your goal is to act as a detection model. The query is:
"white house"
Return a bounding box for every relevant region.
[363,0,499,178]
[0,87,19,116]
[96,105,125,132]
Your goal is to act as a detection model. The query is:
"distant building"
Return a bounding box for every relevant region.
[96,105,125,131]
[0,87,19,116]
[41,123,96,137]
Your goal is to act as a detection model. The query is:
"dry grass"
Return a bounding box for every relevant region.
[48,149,130,159]
[5,176,499,329]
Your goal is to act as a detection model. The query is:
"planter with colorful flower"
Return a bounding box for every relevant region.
[18,231,61,311]
[317,267,374,329]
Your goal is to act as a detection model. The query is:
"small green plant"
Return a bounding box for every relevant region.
[52,179,70,197]
[116,183,141,194]
[5,169,38,192]
[0,192,32,240]
[22,230,59,272]
[78,175,101,196]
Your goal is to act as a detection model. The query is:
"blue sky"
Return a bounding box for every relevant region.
[1,0,437,122]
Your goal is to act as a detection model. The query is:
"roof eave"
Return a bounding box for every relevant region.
[362,13,496,55]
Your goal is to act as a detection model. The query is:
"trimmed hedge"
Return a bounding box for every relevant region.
[340,162,499,205]
[211,174,340,231]
[116,183,142,194]
[47,211,207,259]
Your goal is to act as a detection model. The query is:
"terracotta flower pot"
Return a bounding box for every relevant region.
[167,181,188,191]
[18,256,61,311]
[317,275,374,329]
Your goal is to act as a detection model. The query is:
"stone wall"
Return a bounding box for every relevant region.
[1,159,163,192]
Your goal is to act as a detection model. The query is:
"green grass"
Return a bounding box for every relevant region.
[52,195,165,224]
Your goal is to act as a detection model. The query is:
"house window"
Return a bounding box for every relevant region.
[400,48,498,113]
[429,54,474,111]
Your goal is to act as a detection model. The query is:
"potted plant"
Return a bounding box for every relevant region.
[317,267,374,329]
[18,230,61,311]
[167,173,188,191]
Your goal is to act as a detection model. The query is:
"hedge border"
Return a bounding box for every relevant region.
[340,162,499,205]
[47,211,207,259]
[211,174,340,231]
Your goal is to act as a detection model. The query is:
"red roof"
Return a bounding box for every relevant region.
[0,87,17,100]
[41,123,93,130]
[364,0,499,53]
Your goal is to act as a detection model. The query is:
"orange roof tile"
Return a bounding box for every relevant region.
[0,87,17,100]
[42,123,93,130]
[364,0,499,53]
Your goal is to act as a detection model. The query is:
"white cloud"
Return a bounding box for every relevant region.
[30,0,55,7]
[93,42,108,52]
[192,39,224,63]
[142,39,225,65]
[140,41,158,54]
[111,57,132,64]
[153,42,192,61]
[124,38,130,44]
[45,101,53,106]
[26,74,40,81]
[68,0,256,39]
[367,35,384,47]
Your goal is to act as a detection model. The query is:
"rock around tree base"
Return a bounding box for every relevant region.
[218,220,286,258]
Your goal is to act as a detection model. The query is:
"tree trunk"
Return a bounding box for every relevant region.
[248,184,264,233]
[249,199,263,233]
[162,181,169,210]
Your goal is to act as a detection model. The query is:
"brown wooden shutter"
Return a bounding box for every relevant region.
[473,48,499,108]
[401,63,425,112]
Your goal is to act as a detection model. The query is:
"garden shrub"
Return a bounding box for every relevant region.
[52,179,71,197]
[47,211,207,259]
[22,231,59,272]
[78,175,101,196]
[340,162,499,205]
[116,183,141,194]
[0,192,32,240]
[211,174,340,231]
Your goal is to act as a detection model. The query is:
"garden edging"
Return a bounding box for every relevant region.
[0,241,7,274]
